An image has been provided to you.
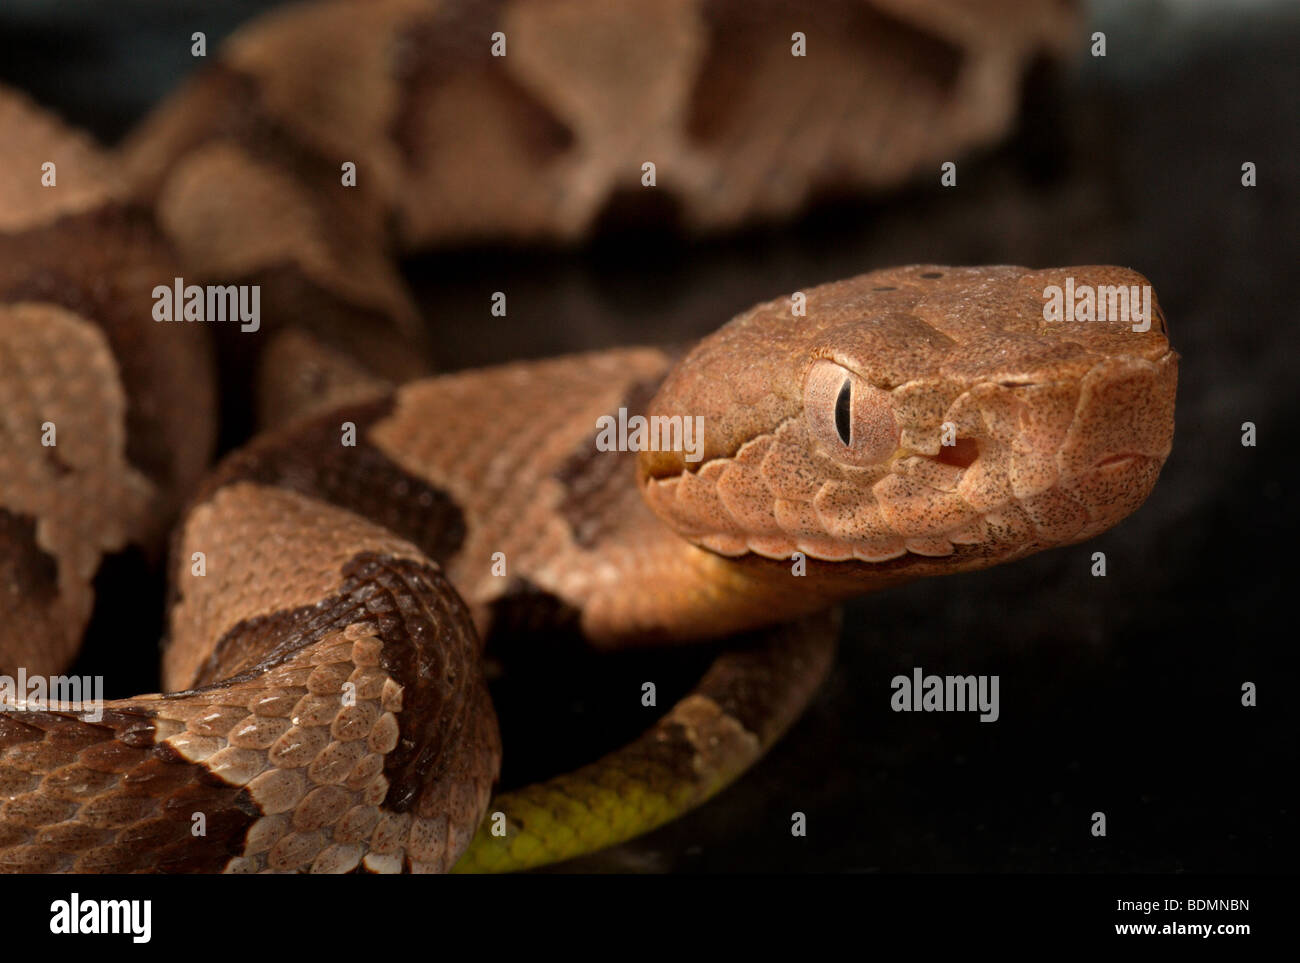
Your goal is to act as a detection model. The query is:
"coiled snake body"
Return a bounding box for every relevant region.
[0,0,1177,873]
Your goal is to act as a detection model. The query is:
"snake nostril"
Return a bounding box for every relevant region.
[936,437,979,469]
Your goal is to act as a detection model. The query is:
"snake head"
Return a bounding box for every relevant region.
[639,265,1178,578]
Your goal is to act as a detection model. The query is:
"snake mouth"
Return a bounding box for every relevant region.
[651,447,1165,566]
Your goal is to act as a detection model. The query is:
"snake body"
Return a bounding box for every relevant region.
[0,0,1179,873]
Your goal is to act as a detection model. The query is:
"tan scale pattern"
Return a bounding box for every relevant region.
[0,304,155,674]
[155,143,419,337]
[0,90,124,232]
[158,622,480,874]
[1,707,253,873]
[257,329,394,428]
[167,484,428,689]
[121,0,1079,246]
[369,349,677,629]
[158,480,500,872]
[0,622,490,873]
[366,348,829,644]
[0,86,215,671]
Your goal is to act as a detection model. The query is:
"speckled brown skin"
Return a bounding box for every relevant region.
[116,0,1078,398]
[0,90,216,675]
[123,0,1078,246]
[0,2,1143,874]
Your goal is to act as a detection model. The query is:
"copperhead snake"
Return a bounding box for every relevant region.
[0,0,1178,874]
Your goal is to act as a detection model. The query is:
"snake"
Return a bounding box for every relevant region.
[0,0,1178,873]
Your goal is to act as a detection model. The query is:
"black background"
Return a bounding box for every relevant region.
[0,0,1294,874]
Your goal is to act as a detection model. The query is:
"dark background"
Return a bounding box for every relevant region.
[1,0,1294,872]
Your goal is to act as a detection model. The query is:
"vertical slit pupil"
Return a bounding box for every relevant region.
[834,379,852,445]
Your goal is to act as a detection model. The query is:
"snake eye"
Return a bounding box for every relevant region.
[834,378,852,445]
[804,360,899,465]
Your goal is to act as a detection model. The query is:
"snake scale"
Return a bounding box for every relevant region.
[0,0,1178,873]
